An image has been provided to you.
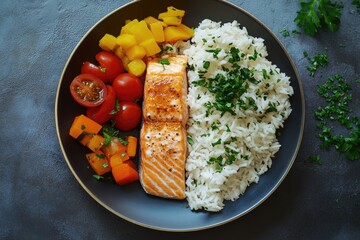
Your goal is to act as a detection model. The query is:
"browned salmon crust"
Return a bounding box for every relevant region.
[140,56,188,199]
[142,56,188,126]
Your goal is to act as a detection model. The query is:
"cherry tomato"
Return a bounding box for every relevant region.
[69,74,107,107]
[113,102,142,131]
[86,85,116,124]
[81,51,124,84]
[112,73,144,102]
[81,61,108,82]
[96,51,124,83]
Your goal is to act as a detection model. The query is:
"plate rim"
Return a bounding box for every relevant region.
[55,0,305,232]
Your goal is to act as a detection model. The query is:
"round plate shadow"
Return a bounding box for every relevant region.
[55,0,305,232]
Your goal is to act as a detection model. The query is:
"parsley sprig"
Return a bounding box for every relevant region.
[294,0,343,36]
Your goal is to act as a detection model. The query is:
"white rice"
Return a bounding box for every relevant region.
[177,19,293,212]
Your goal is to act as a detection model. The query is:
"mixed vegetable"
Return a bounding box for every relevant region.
[68,6,193,186]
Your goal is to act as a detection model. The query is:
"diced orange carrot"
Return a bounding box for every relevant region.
[126,159,137,169]
[126,136,137,158]
[87,134,105,152]
[69,114,102,139]
[112,161,139,186]
[101,137,128,158]
[86,150,111,175]
[109,153,130,168]
[78,133,95,146]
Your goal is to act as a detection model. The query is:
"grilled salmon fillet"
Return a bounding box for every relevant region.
[140,56,188,199]
[140,122,187,199]
[143,56,188,126]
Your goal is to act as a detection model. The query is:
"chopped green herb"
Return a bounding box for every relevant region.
[81,125,86,130]
[203,61,210,70]
[248,49,258,61]
[211,122,219,131]
[225,124,231,132]
[109,99,120,115]
[158,58,170,65]
[93,174,104,181]
[206,48,222,59]
[304,51,329,77]
[280,29,290,37]
[100,67,106,73]
[102,163,109,168]
[162,45,173,52]
[187,136,194,146]
[262,69,270,79]
[314,75,360,161]
[212,139,221,147]
[265,102,278,113]
[102,121,119,146]
[307,155,323,165]
[118,137,128,146]
[96,153,105,159]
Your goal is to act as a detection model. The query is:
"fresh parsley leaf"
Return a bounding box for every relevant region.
[294,0,342,36]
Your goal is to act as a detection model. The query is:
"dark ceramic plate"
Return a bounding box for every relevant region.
[55,0,305,232]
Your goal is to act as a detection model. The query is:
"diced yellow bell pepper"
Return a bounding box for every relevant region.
[164,26,189,43]
[167,6,185,17]
[116,34,137,50]
[99,34,118,51]
[121,19,139,34]
[125,19,131,25]
[125,45,146,60]
[162,16,182,26]
[139,38,161,56]
[158,6,185,19]
[128,20,154,43]
[121,55,130,72]
[178,24,194,38]
[150,22,165,43]
[114,46,125,59]
[144,16,167,27]
[127,59,146,77]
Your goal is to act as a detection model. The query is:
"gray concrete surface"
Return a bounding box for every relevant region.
[1,0,359,239]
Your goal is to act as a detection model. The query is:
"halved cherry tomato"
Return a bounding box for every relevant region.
[86,85,116,124]
[113,102,142,131]
[96,51,124,83]
[81,51,124,84]
[69,74,107,107]
[112,73,144,102]
[81,61,108,82]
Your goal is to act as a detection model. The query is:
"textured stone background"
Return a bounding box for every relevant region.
[0,0,359,239]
